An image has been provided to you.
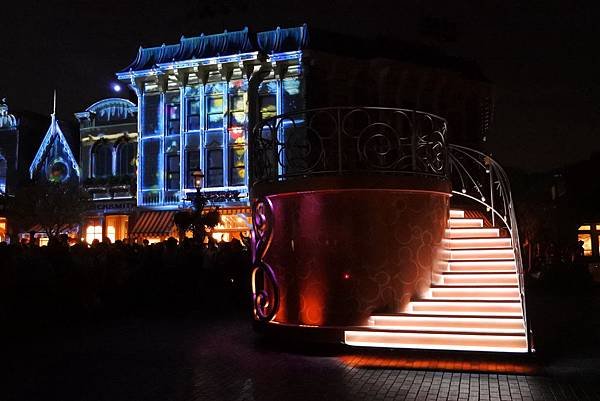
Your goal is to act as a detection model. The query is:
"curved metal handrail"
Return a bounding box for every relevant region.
[250,106,448,186]
[448,144,532,352]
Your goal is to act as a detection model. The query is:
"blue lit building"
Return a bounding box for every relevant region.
[117,24,492,241]
[117,26,307,240]
[117,26,306,205]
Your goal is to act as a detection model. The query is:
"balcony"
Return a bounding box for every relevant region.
[83,175,135,201]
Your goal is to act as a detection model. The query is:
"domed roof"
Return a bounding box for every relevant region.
[0,98,17,130]
[85,98,136,123]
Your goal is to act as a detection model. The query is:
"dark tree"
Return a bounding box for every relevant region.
[8,181,88,241]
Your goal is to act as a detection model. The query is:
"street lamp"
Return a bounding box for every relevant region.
[191,168,207,212]
[192,168,204,192]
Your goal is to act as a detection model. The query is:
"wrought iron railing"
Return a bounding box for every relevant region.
[250,107,448,185]
[448,144,532,352]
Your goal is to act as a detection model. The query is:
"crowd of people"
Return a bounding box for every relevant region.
[524,240,595,290]
[0,235,252,333]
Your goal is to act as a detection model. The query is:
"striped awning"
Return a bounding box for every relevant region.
[130,211,175,237]
[26,224,43,233]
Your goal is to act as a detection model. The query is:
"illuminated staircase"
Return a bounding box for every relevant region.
[344,209,528,353]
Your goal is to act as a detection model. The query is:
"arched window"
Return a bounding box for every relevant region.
[0,154,7,193]
[117,142,136,176]
[93,142,113,178]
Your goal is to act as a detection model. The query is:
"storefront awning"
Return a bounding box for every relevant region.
[130,211,175,237]
[25,224,44,233]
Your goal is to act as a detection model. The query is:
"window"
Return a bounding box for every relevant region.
[578,233,593,257]
[206,149,223,187]
[282,76,303,114]
[166,153,180,190]
[142,94,160,137]
[577,224,600,257]
[187,98,200,131]
[49,161,68,183]
[0,154,6,193]
[204,130,223,187]
[229,146,245,186]
[93,142,113,178]
[228,88,246,187]
[105,215,128,242]
[259,95,277,120]
[207,96,223,129]
[186,150,200,188]
[258,80,277,121]
[117,142,136,176]
[85,223,102,243]
[166,93,180,135]
[141,139,160,189]
[229,94,245,128]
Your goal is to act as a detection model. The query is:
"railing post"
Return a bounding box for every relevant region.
[489,166,495,226]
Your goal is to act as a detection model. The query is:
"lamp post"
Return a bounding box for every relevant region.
[191,169,207,242]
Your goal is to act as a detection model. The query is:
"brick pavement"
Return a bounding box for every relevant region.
[1,314,599,401]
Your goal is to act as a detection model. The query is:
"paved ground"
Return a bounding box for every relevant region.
[1,306,599,401]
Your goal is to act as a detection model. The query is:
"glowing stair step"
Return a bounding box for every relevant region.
[444,238,512,249]
[448,218,483,228]
[449,210,465,218]
[409,300,522,316]
[368,315,525,333]
[429,286,520,300]
[445,228,500,238]
[441,273,519,285]
[344,330,528,352]
[447,261,517,272]
[448,248,514,260]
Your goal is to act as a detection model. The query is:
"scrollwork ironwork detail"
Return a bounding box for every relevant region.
[251,107,448,185]
[251,198,279,321]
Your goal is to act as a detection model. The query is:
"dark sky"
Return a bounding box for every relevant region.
[1,1,598,172]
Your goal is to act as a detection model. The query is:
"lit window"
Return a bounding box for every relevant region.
[579,225,591,231]
[0,217,6,242]
[166,154,180,191]
[166,93,180,135]
[142,94,160,137]
[106,226,116,243]
[187,98,200,131]
[578,233,593,256]
[207,96,223,129]
[258,80,277,120]
[85,225,102,243]
[141,139,160,189]
[204,128,223,188]
[186,150,200,188]
[259,95,276,120]
[229,94,245,128]
[229,146,245,186]
[105,215,128,242]
[282,77,303,114]
[206,148,223,187]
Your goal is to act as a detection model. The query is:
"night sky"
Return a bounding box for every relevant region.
[2,1,598,172]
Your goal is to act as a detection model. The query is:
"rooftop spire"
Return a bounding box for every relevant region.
[52,90,57,116]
